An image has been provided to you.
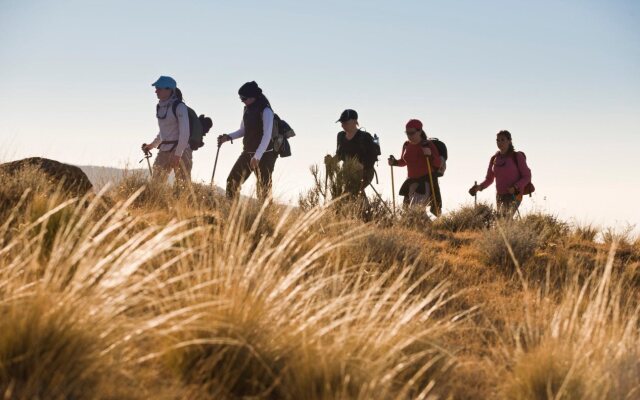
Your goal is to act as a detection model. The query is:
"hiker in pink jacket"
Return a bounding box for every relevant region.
[469,130,532,218]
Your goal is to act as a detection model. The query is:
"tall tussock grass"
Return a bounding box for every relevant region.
[0,169,468,399]
[144,199,462,399]
[1,165,638,398]
[497,244,640,399]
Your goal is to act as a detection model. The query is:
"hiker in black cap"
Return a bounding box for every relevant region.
[324,109,379,194]
[218,81,278,200]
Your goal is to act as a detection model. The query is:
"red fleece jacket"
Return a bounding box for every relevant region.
[395,141,441,178]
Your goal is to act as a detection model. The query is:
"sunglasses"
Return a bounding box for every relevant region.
[240,96,248,101]
[405,130,418,136]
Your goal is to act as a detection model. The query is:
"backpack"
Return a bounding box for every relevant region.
[428,137,448,177]
[171,102,213,151]
[361,130,381,164]
[491,151,536,196]
[271,114,295,157]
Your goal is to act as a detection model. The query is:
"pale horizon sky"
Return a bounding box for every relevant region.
[1,0,639,232]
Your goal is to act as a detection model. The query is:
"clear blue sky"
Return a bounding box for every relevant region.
[1,0,639,231]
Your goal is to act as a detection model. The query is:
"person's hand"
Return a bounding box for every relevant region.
[250,157,259,170]
[388,155,397,166]
[170,154,181,168]
[420,140,432,156]
[508,186,517,195]
[324,154,334,165]
[141,143,153,153]
[468,184,480,196]
[217,134,231,147]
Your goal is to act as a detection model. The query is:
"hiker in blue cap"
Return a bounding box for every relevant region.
[141,76,192,185]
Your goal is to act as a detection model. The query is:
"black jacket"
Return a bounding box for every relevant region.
[242,97,272,153]
[336,130,377,169]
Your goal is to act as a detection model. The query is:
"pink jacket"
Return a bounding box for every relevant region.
[479,151,531,195]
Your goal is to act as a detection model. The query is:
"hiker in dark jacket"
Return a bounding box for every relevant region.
[469,130,532,218]
[324,109,378,195]
[388,119,442,216]
[142,76,192,185]
[218,81,278,200]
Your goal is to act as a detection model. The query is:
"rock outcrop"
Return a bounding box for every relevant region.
[0,157,93,195]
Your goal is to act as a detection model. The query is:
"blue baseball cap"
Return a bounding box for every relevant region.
[151,76,177,89]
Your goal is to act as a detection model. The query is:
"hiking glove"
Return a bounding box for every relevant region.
[217,134,231,146]
[324,154,335,165]
[468,185,479,196]
[420,140,432,156]
[387,155,398,166]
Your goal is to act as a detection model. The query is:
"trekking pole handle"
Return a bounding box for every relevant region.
[474,180,478,206]
[139,149,152,163]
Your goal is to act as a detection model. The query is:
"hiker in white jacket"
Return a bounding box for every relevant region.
[142,76,192,184]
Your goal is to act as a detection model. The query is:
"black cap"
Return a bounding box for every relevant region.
[238,81,262,98]
[336,109,358,123]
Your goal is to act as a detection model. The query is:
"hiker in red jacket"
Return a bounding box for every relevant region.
[388,119,442,216]
[469,130,532,218]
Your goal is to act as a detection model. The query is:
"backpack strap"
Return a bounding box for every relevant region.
[511,151,524,176]
[171,100,183,118]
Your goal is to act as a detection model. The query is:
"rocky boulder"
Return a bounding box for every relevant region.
[0,157,93,195]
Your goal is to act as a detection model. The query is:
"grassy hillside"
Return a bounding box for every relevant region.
[0,165,638,399]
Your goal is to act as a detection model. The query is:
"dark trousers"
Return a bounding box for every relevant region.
[226,151,278,200]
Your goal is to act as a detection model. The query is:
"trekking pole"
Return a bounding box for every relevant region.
[210,144,221,186]
[425,157,439,216]
[139,150,153,177]
[324,166,329,205]
[367,183,393,214]
[474,180,478,207]
[390,165,396,217]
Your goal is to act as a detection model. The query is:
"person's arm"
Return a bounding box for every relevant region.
[514,152,532,192]
[254,108,274,160]
[149,133,161,148]
[174,103,190,156]
[479,156,496,190]
[227,119,245,140]
[335,133,345,161]
[396,144,407,167]
[428,141,441,169]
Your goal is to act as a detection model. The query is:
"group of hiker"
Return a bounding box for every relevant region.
[142,76,533,219]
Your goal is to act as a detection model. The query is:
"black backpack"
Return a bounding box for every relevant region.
[271,114,295,157]
[428,137,448,177]
[428,137,448,160]
[171,102,213,151]
[361,130,381,164]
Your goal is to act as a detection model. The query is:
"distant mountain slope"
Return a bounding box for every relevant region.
[77,165,149,190]
[77,165,225,195]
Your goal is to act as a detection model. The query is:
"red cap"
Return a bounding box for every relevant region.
[405,119,423,131]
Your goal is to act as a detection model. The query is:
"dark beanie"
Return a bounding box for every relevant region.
[238,81,262,98]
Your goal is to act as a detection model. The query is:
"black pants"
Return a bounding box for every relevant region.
[226,151,278,200]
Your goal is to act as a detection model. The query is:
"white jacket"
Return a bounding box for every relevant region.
[149,95,190,156]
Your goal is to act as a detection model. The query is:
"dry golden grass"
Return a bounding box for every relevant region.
[0,166,638,399]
